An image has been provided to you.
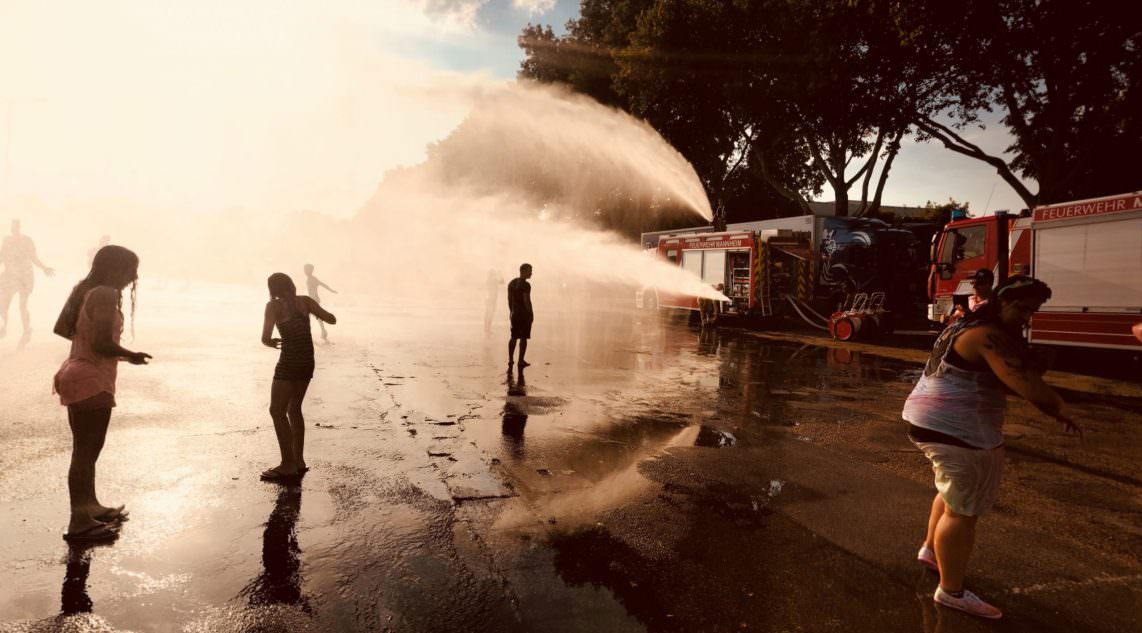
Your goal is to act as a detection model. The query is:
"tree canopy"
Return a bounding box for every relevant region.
[519,0,1142,224]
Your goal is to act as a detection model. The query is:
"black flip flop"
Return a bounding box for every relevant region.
[94,506,129,523]
[63,523,120,543]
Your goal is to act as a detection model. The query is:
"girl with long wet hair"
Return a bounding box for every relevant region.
[903,275,1081,619]
[52,245,151,542]
[260,272,336,481]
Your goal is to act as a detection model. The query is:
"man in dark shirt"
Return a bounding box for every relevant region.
[507,263,533,369]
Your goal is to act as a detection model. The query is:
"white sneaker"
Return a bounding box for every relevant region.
[933,586,1003,619]
[917,545,938,571]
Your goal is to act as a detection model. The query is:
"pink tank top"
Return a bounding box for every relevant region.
[53,288,122,406]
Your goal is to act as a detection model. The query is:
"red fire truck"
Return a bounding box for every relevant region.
[929,191,1142,351]
[642,215,923,319]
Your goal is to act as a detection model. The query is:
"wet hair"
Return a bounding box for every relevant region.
[57,245,139,339]
[520,263,532,274]
[268,272,299,318]
[965,275,1051,324]
[994,275,1051,304]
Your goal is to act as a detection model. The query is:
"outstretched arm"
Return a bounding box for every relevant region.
[262,302,280,348]
[969,327,1081,437]
[88,287,150,364]
[304,296,336,324]
[29,242,54,276]
[319,279,337,293]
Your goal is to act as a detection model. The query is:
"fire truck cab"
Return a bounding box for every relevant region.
[929,191,1142,351]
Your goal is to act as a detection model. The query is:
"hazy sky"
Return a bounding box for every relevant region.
[1,0,1030,221]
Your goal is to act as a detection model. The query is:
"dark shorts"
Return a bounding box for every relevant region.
[274,361,315,382]
[510,315,533,340]
[68,391,116,412]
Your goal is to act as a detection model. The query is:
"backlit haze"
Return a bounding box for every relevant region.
[1,0,724,306]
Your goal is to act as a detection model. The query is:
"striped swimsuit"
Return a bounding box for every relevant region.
[274,310,315,381]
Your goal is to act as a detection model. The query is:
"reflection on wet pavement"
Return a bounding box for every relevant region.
[239,484,308,613]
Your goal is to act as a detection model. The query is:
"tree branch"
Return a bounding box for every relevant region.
[805,135,840,188]
[752,144,812,215]
[915,117,1037,207]
[855,129,886,215]
[848,128,884,190]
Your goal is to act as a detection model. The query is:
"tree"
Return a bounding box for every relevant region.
[519,0,823,223]
[902,0,1142,207]
[519,1,962,220]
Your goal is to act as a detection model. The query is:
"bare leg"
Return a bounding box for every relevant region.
[933,506,978,592]
[18,289,31,335]
[267,379,299,474]
[508,338,517,364]
[0,285,12,337]
[67,408,113,534]
[287,380,311,471]
[923,493,944,548]
[518,340,529,366]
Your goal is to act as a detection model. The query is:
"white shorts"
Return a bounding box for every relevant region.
[914,441,1004,517]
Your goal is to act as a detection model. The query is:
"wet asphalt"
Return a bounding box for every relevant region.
[0,284,1139,633]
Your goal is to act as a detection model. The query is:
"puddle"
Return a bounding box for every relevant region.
[693,427,736,448]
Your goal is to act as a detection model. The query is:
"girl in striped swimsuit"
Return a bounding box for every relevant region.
[260,273,336,481]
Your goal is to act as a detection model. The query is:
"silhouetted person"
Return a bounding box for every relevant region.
[484,269,503,334]
[261,273,336,481]
[507,263,533,369]
[240,484,309,611]
[698,283,724,326]
[53,245,149,542]
[1,219,55,340]
[501,368,527,461]
[303,263,337,342]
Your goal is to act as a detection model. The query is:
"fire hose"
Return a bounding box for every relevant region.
[784,295,829,332]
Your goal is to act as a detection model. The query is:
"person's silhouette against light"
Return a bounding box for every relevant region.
[261,273,336,481]
[484,269,503,334]
[53,245,149,542]
[1,218,55,341]
[303,264,337,343]
[507,263,534,369]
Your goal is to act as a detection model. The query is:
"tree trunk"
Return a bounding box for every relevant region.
[750,145,812,215]
[867,128,904,217]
